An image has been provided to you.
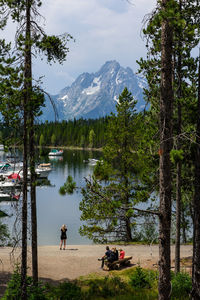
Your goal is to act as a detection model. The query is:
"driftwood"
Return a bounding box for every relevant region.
[105,256,132,270]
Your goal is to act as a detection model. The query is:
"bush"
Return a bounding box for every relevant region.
[0,221,10,246]
[129,266,156,289]
[86,275,127,299]
[171,271,192,298]
[47,281,82,300]
[2,268,47,300]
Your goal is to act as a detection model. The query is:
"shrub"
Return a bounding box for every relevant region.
[0,221,10,246]
[87,275,127,299]
[129,266,156,289]
[2,268,47,300]
[47,281,82,300]
[171,271,192,298]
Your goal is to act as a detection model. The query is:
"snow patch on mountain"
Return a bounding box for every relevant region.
[41,60,146,121]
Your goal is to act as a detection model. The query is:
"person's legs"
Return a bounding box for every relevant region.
[63,239,66,250]
[59,239,63,249]
[101,258,105,268]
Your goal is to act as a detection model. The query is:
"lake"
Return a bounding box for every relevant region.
[1,149,102,246]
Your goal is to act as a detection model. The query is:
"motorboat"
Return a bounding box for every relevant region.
[48,149,63,156]
[88,158,99,166]
[0,192,20,202]
[0,192,12,201]
[0,173,22,192]
[35,163,52,178]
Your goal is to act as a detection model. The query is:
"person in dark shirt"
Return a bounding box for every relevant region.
[59,224,67,250]
[108,247,118,263]
[98,246,111,268]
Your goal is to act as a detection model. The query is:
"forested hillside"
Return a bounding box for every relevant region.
[0,118,108,149]
[35,118,108,148]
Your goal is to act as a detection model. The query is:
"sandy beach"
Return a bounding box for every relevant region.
[0,244,192,296]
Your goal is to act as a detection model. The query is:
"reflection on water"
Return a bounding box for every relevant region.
[1,149,102,245]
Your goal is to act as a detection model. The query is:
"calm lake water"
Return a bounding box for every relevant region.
[1,149,102,246]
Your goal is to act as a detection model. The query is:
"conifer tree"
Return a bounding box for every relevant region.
[78,88,148,242]
[0,0,72,297]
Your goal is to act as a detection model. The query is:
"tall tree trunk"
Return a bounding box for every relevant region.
[21,1,33,298]
[175,8,182,273]
[30,117,38,284]
[175,157,181,274]
[21,2,31,298]
[158,0,173,299]
[21,97,28,300]
[24,0,38,284]
[191,53,200,299]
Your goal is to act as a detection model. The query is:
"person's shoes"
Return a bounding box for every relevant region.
[60,248,62,250]
[98,258,102,261]
[63,248,65,250]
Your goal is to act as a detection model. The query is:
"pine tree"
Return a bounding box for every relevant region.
[79,88,147,242]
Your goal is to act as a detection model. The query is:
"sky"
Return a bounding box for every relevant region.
[5,0,157,94]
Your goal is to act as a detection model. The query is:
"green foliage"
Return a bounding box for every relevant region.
[129,266,157,289]
[46,281,82,300]
[171,271,192,298]
[170,149,184,164]
[86,275,127,299]
[0,220,10,246]
[89,129,95,148]
[59,175,77,195]
[33,117,108,148]
[36,33,73,64]
[2,267,47,300]
[79,88,150,243]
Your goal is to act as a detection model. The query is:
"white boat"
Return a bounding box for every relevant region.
[0,192,20,202]
[0,162,23,178]
[0,192,11,201]
[88,158,99,166]
[48,149,63,156]
[35,163,52,178]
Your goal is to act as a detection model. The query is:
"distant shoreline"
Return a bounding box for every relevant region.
[40,146,103,151]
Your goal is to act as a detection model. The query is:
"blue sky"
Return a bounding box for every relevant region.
[5,0,157,94]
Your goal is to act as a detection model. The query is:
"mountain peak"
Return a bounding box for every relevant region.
[42,61,145,122]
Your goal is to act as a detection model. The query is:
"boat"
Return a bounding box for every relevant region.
[35,163,52,178]
[0,192,12,201]
[0,162,23,178]
[48,149,63,156]
[0,173,22,192]
[0,192,20,202]
[88,158,99,166]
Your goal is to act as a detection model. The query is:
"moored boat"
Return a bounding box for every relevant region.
[35,163,52,178]
[48,149,63,156]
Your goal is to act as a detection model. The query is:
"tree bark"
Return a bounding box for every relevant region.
[175,7,182,273]
[191,52,200,300]
[30,118,38,284]
[21,1,31,298]
[158,0,173,299]
[24,0,38,284]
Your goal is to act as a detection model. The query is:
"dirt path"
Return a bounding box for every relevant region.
[0,244,193,296]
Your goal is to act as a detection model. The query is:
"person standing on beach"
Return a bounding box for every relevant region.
[59,224,67,250]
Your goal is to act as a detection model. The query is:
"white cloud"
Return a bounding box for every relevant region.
[2,0,157,94]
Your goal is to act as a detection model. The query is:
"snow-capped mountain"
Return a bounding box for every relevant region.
[41,60,146,121]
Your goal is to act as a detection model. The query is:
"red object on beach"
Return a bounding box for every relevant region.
[8,173,21,180]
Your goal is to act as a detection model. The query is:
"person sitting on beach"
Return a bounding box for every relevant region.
[113,247,119,261]
[108,247,118,263]
[98,246,111,268]
[119,248,125,259]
